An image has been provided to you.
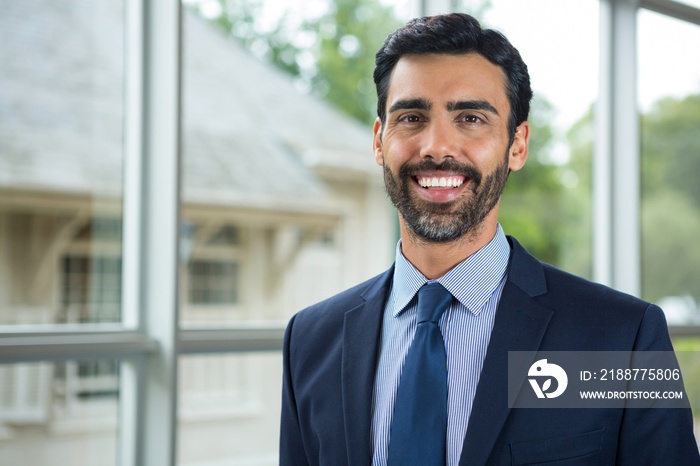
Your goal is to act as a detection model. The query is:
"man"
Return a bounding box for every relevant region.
[280,13,699,466]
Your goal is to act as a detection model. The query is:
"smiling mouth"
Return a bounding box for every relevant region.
[416,175,466,188]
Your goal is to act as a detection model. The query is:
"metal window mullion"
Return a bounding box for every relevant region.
[594,0,614,287]
[611,0,641,297]
[595,0,641,296]
[641,0,700,26]
[120,1,147,465]
[143,0,182,464]
[122,0,145,333]
[121,0,183,465]
[0,330,157,363]
[178,327,286,354]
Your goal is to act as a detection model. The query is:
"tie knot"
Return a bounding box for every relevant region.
[417,282,452,324]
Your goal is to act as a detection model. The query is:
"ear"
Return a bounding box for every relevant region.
[373,118,384,166]
[508,121,529,172]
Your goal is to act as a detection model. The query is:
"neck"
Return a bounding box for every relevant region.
[399,213,499,280]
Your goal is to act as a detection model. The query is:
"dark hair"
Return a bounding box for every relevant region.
[374,13,532,137]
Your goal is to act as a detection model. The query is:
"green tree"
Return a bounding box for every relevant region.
[558,105,595,278]
[641,191,700,304]
[310,0,401,124]
[203,0,401,124]
[642,94,700,204]
[500,97,567,266]
[564,93,700,303]
[209,0,304,76]
[640,94,700,304]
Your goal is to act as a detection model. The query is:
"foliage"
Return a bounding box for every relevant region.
[205,0,401,124]
[311,0,402,124]
[641,191,700,303]
[562,93,700,303]
[557,105,595,279]
[640,94,700,303]
[210,0,303,76]
[642,94,700,203]
[500,97,566,266]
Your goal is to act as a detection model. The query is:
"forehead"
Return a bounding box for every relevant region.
[386,53,510,113]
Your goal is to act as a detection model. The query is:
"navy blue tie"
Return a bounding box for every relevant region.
[387,282,453,466]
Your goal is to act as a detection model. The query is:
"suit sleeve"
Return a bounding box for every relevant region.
[280,314,310,466]
[616,304,700,465]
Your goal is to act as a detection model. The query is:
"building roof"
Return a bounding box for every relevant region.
[0,1,378,214]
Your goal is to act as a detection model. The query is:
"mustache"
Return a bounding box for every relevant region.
[397,159,482,185]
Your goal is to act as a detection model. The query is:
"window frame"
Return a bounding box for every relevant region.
[1,1,699,465]
[594,0,700,337]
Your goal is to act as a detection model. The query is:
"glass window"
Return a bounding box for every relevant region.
[0,1,126,326]
[177,353,282,465]
[0,361,119,466]
[179,0,396,327]
[187,260,239,305]
[482,0,599,277]
[16,1,700,464]
[638,10,700,325]
[61,255,122,323]
[672,0,700,9]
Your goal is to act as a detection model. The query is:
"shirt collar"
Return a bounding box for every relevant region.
[390,224,511,317]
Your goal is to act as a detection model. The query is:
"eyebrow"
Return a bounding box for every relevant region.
[447,100,499,116]
[387,98,432,114]
[387,98,499,116]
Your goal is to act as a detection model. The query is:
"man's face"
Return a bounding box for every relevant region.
[373,53,529,243]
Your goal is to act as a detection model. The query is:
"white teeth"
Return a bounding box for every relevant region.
[418,177,464,188]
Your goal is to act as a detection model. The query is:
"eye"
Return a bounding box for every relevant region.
[398,113,423,123]
[458,114,484,124]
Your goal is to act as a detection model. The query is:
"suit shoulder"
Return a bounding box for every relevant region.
[538,262,672,346]
[530,262,670,350]
[508,236,654,315]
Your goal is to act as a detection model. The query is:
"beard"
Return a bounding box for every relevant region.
[383,153,510,243]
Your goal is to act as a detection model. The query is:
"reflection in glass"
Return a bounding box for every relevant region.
[179,1,395,327]
[0,1,126,326]
[483,0,598,278]
[177,353,282,466]
[639,10,700,326]
[0,361,119,466]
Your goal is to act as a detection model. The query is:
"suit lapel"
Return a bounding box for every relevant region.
[342,269,393,466]
[459,238,554,465]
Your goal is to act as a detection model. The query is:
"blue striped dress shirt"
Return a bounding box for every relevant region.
[370,225,511,466]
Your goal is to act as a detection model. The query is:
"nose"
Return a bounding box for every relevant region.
[420,120,459,162]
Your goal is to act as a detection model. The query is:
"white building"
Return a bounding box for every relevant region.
[0,2,394,464]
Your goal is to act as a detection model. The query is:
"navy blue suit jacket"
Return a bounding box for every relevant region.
[280,237,699,465]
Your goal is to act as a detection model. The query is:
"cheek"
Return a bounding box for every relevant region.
[468,134,510,165]
[381,140,413,168]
